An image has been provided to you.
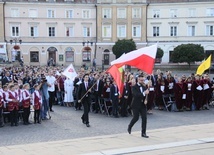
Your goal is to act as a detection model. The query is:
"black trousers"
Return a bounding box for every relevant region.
[81,97,90,124]
[10,109,18,125]
[129,107,147,134]
[34,110,40,123]
[48,91,55,110]
[94,92,100,112]
[121,98,128,117]
[112,99,119,116]
[23,107,30,123]
[0,108,3,126]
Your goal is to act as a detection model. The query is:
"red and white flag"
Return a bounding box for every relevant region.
[62,63,77,80]
[111,44,157,74]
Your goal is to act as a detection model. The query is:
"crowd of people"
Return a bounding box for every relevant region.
[0,65,213,128]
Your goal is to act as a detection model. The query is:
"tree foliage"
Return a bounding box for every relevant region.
[156,47,164,58]
[171,44,204,66]
[112,39,137,59]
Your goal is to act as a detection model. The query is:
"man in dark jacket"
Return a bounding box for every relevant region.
[128,75,149,138]
[78,74,92,127]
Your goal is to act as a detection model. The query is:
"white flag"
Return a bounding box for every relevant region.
[62,63,77,80]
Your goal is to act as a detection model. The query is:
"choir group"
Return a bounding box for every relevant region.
[0,65,213,128]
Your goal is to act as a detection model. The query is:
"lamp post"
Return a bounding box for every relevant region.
[82,40,93,67]
[10,38,22,62]
[102,59,104,71]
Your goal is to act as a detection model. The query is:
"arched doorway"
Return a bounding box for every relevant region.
[103,49,110,65]
[47,47,57,63]
[11,45,21,62]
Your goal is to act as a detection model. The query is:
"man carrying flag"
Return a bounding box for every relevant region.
[107,44,157,137]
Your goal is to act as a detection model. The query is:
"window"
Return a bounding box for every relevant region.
[47,9,55,18]
[66,26,74,37]
[83,26,91,37]
[170,26,177,36]
[206,8,214,16]
[82,51,91,62]
[48,27,55,37]
[117,8,126,18]
[30,26,38,37]
[170,9,177,18]
[117,25,126,37]
[102,25,111,37]
[29,9,38,18]
[11,8,19,17]
[103,8,111,18]
[82,10,90,18]
[153,26,159,37]
[188,26,195,36]
[11,26,19,37]
[189,8,196,17]
[132,25,141,37]
[66,10,73,18]
[30,51,39,62]
[206,25,213,36]
[65,47,74,62]
[132,8,141,18]
[153,10,160,18]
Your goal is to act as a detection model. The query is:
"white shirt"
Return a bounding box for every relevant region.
[46,75,56,92]
[32,90,42,106]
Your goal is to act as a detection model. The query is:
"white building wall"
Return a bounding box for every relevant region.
[147,1,214,63]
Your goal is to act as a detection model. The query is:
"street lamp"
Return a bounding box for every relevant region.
[102,59,104,71]
[10,38,22,62]
[82,40,93,63]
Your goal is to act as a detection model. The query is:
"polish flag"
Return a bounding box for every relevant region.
[62,63,77,80]
[111,44,158,74]
[106,65,124,95]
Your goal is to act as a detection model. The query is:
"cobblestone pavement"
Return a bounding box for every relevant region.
[0,105,214,147]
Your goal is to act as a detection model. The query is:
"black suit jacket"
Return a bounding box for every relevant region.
[77,81,92,101]
[2,76,11,86]
[93,79,104,96]
[131,84,147,109]
[110,84,119,101]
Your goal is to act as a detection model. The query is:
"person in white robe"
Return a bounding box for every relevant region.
[64,77,74,107]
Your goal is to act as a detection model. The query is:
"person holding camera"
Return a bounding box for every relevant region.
[40,75,50,120]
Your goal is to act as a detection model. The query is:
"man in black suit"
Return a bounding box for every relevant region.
[128,75,149,138]
[78,74,91,127]
[74,72,83,110]
[92,73,104,113]
[2,71,12,86]
[110,80,119,117]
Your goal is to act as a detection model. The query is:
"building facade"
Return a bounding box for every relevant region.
[4,0,96,66]
[96,0,147,67]
[1,0,214,66]
[147,0,214,63]
[0,2,7,61]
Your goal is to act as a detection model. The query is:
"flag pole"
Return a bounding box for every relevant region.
[78,81,97,102]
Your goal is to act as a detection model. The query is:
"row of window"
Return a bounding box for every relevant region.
[10,7,214,19]
[12,25,91,37]
[17,51,85,62]
[153,8,214,18]
[11,24,142,38]
[153,25,214,37]
[11,24,214,38]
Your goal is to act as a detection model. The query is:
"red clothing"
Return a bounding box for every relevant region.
[8,91,19,112]
[22,90,30,108]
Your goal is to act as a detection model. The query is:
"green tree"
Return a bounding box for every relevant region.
[156,47,164,58]
[112,39,137,59]
[171,44,204,66]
